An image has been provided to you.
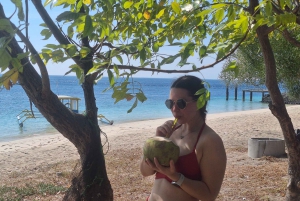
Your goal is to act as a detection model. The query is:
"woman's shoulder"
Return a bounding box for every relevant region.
[196,124,226,163]
[199,125,224,147]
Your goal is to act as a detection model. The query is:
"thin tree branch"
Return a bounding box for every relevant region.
[272,1,300,25]
[12,23,51,94]
[211,2,250,12]
[0,3,50,94]
[282,29,300,48]
[31,0,70,45]
[25,0,28,52]
[109,30,247,74]
[102,30,249,74]
[57,22,79,46]
[30,0,82,67]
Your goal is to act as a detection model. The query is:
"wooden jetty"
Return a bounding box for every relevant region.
[242,89,269,101]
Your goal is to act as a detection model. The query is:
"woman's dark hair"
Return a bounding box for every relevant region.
[171,75,207,120]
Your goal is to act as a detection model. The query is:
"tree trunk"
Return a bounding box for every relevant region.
[250,0,300,200]
[0,16,113,201]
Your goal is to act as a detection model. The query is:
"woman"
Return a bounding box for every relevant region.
[140,75,227,201]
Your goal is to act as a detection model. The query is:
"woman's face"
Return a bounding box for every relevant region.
[168,88,200,124]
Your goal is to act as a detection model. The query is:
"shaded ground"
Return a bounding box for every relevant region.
[0,146,287,201]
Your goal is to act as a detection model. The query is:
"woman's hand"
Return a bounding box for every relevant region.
[145,157,179,181]
[156,120,176,137]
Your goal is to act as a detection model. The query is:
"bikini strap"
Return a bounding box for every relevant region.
[193,123,206,149]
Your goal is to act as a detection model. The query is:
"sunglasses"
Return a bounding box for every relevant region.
[165,99,196,110]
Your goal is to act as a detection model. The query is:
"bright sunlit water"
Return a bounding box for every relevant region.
[0,76,270,141]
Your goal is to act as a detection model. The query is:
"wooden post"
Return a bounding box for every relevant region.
[250,91,253,101]
[226,86,229,101]
[243,90,245,101]
[234,86,238,100]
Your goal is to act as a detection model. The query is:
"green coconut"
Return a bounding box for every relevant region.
[143,136,180,167]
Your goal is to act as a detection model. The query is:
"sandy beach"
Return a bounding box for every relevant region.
[1,105,299,200]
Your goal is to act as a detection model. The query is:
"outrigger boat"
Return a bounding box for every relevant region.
[17,95,113,127]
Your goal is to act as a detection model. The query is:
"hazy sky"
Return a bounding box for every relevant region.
[1,1,223,79]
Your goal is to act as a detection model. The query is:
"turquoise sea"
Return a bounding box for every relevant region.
[0,76,270,141]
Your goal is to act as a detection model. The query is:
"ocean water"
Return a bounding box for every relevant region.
[0,76,269,141]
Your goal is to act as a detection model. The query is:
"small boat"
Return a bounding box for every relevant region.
[16,95,113,127]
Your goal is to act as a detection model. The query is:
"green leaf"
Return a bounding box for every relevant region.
[216,48,225,61]
[171,2,181,15]
[46,44,60,49]
[112,88,128,104]
[124,1,133,9]
[127,98,138,113]
[40,29,52,40]
[44,0,53,7]
[265,1,272,16]
[56,11,81,22]
[197,25,206,36]
[0,19,14,34]
[116,55,123,64]
[137,13,143,19]
[79,47,90,58]
[107,69,115,86]
[199,45,207,58]
[10,70,18,84]
[160,55,179,66]
[0,37,8,48]
[181,43,195,62]
[153,42,159,52]
[197,9,213,18]
[11,0,24,21]
[0,70,12,90]
[156,9,165,19]
[279,0,285,9]
[11,58,23,72]
[66,44,77,57]
[136,92,147,102]
[206,91,211,100]
[52,49,64,62]
[0,49,12,69]
[67,26,74,38]
[83,15,93,37]
[140,48,146,64]
[87,62,108,75]
[195,88,206,96]
[134,1,142,9]
[17,52,30,60]
[223,61,239,77]
[83,0,91,5]
[113,64,119,78]
[42,48,53,54]
[215,9,225,23]
[235,15,248,34]
[196,94,206,109]
[54,0,76,6]
[227,5,236,21]
[168,42,182,46]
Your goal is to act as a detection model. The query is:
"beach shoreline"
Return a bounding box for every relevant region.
[0,105,274,143]
[0,106,294,169]
[1,105,299,200]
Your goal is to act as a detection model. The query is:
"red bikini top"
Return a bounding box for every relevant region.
[155,123,205,182]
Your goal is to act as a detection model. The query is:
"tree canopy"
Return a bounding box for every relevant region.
[220,28,300,98]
